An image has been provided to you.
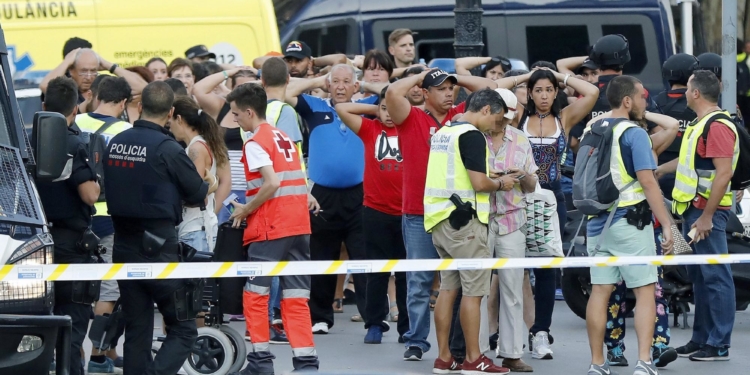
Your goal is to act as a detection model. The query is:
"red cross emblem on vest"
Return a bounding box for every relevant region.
[273,130,296,162]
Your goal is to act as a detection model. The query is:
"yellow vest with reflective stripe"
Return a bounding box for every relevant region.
[672,110,739,214]
[75,113,132,216]
[424,123,490,232]
[610,121,648,208]
[241,100,307,178]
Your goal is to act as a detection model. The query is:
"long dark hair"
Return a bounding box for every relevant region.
[525,69,561,118]
[172,96,229,168]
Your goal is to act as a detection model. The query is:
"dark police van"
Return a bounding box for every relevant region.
[278,0,677,94]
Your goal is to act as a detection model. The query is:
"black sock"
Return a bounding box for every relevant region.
[90,355,106,364]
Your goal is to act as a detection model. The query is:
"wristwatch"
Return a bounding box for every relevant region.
[109,63,119,74]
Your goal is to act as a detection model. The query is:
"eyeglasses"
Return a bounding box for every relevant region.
[78,70,98,77]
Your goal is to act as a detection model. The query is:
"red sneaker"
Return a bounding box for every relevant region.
[460,355,510,374]
[433,357,462,374]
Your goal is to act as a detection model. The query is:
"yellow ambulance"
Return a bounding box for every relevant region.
[0,0,280,77]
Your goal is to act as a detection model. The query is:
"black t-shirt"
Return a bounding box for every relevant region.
[458,130,487,174]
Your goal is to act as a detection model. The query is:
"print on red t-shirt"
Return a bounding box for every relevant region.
[358,118,403,216]
[396,102,467,215]
[694,121,737,210]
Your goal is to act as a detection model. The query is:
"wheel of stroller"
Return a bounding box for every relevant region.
[183,327,234,375]
[219,325,247,373]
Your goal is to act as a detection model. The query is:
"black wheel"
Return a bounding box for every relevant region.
[562,269,590,320]
[219,325,247,373]
[183,327,234,375]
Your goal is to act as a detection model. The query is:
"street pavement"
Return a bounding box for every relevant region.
[96,301,750,374]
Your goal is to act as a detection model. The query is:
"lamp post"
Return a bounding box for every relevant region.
[454,0,484,75]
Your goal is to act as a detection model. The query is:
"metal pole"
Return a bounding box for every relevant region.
[722,0,737,113]
[454,0,484,71]
[680,0,694,55]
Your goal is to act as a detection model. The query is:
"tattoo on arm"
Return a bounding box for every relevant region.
[188,147,199,163]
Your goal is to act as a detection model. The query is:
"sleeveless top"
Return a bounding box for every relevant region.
[179,135,219,247]
[522,115,566,184]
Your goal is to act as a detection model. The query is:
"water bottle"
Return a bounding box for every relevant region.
[419,58,426,65]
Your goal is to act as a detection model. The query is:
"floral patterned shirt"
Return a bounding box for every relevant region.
[487,126,539,235]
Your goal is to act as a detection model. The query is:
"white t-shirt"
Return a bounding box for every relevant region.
[244,141,272,173]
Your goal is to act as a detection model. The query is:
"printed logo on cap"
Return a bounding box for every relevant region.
[287,41,303,52]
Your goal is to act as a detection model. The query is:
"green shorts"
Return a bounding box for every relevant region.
[586,220,657,288]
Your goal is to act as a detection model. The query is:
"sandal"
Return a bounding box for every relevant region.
[333,298,344,313]
[351,314,363,322]
[429,290,439,310]
[388,302,399,322]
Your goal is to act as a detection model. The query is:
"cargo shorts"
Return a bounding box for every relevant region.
[432,218,491,297]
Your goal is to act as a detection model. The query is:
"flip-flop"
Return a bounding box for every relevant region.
[333,298,344,313]
[388,301,399,322]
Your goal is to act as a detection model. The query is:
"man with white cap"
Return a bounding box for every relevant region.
[486,88,538,372]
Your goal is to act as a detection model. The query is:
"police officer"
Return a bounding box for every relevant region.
[36,77,102,375]
[103,81,210,375]
[654,53,700,198]
[587,34,661,122]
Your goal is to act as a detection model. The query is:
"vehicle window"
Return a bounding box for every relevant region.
[526,26,589,66]
[298,24,350,55]
[602,24,647,75]
[380,28,488,60]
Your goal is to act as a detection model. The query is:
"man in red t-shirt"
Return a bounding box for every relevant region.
[658,71,738,361]
[386,68,498,361]
[336,87,407,345]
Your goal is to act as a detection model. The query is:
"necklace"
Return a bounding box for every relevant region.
[536,111,551,137]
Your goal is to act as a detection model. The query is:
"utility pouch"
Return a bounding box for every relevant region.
[71,252,102,304]
[625,201,652,230]
[448,193,475,230]
[88,300,124,351]
[76,228,100,255]
[174,279,205,321]
[141,229,167,259]
[178,241,198,262]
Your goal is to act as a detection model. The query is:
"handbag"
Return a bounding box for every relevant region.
[524,183,564,257]
[669,222,693,255]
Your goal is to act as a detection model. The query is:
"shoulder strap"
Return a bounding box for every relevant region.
[217,102,231,124]
[700,112,733,142]
[94,117,125,136]
[191,139,214,170]
[424,109,443,128]
[589,179,637,257]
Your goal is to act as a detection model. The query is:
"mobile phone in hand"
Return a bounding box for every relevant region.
[223,193,240,214]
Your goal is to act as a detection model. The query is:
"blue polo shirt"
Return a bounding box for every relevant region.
[295,94,378,188]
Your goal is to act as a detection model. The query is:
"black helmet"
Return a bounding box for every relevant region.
[662,53,700,84]
[697,52,722,78]
[589,34,631,66]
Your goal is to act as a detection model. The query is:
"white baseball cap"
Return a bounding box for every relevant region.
[495,88,518,119]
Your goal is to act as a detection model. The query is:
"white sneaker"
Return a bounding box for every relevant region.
[312,322,329,334]
[531,332,553,359]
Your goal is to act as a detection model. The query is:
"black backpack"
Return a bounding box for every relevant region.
[572,117,634,216]
[700,112,750,191]
[82,118,122,203]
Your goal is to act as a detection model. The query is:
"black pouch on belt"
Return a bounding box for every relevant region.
[71,253,102,304]
[625,201,652,230]
[76,227,100,255]
[141,229,167,259]
[447,193,476,230]
[174,279,205,321]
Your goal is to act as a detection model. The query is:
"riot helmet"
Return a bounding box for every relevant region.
[662,53,700,85]
[697,52,722,79]
[589,34,631,68]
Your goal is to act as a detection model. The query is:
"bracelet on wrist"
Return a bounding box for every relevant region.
[222,71,229,80]
[109,63,118,74]
[563,74,571,86]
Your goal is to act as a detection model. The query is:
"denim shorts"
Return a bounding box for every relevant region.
[179,230,210,253]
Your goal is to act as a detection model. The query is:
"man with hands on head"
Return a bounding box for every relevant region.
[40,48,148,113]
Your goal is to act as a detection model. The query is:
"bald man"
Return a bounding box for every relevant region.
[41,48,147,113]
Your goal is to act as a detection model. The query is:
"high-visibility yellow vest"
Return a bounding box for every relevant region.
[672,110,739,214]
[611,121,649,209]
[75,113,132,216]
[423,122,490,232]
[241,100,307,179]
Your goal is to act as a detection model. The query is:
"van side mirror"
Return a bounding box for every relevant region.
[32,111,68,182]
